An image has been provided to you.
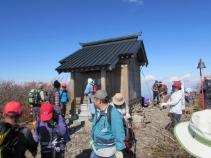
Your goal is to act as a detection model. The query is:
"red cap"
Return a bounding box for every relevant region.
[40,102,54,121]
[3,101,22,115]
[61,83,67,88]
[172,81,182,89]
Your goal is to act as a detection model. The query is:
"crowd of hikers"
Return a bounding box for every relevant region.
[0,78,136,158]
[0,77,211,158]
[0,80,70,158]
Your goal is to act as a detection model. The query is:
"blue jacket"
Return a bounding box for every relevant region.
[84,83,93,95]
[91,105,125,151]
[59,90,69,103]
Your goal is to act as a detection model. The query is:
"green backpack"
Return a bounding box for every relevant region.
[28,89,42,105]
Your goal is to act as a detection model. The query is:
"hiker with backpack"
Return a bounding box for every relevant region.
[111,93,131,119]
[111,93,136,153]
[90,90,125,158]
[33,102,69,158]
[28,82,47,121]
[60,83,69,117]
[160,81,183,130]
[0,101,38,158]
[84,78,96,119]
[152,80,160,105]
[49,80,62,115]
[84,78,94,103]
[28,89,43,121]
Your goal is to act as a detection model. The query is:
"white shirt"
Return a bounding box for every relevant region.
[167,90,183,114]
[39,90,45,101]
[92,144,116,157]
[181,81,186,110]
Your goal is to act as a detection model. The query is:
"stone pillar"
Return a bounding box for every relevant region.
[101,70,106,91]
[70,72,75,114]
[120,65,129,115]
[70,72,75,100]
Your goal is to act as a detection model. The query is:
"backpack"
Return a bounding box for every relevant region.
[28,89,42,105]
[93,84,97,94]
[205,80,211,93]
[106,105,136,152]
[0,122,22,157]
[60,90,69,103]
[144,98,150,107]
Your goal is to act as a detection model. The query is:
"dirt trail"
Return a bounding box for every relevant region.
[131,104,171,158]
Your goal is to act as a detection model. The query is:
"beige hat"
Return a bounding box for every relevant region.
[112,93,125,106]
[174,109,211,158]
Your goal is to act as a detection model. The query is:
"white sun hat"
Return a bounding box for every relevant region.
[174,109,211,158]
[88,78,93,84]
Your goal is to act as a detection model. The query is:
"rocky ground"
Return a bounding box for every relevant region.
[27,102,199,158]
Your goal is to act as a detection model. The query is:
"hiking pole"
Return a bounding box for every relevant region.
[134,138,137,158]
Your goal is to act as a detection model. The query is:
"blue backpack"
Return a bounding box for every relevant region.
[59,90,69,103]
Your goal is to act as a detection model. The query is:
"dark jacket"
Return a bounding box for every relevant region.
[0,122,38,158]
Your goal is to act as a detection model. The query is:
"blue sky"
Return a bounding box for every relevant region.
[0,0,211,96]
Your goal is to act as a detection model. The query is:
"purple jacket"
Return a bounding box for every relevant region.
[34,115,66,152]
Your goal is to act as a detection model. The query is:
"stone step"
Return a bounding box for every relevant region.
[80,104,89,111]
[78,103,91,121]
[83,96,89,104]
[78,115,91,121]
[79,111,91,117]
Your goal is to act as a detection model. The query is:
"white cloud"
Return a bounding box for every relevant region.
[125,0,144,5]
[142,74,155,81]
[164,73,200,90]
[180,73,191,80]
[169,73,193,82]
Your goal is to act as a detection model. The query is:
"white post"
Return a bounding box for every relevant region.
[101,70,106,90]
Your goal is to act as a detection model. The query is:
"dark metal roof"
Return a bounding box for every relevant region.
[56,33,148,73]
[79,32,140,47]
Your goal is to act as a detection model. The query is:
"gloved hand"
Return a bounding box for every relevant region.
[32,120,36,127]
[125,113,131,119]
[115,151,123,158]
[89,140,94,148]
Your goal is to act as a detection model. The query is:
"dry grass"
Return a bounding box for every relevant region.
[0,81,48,122]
